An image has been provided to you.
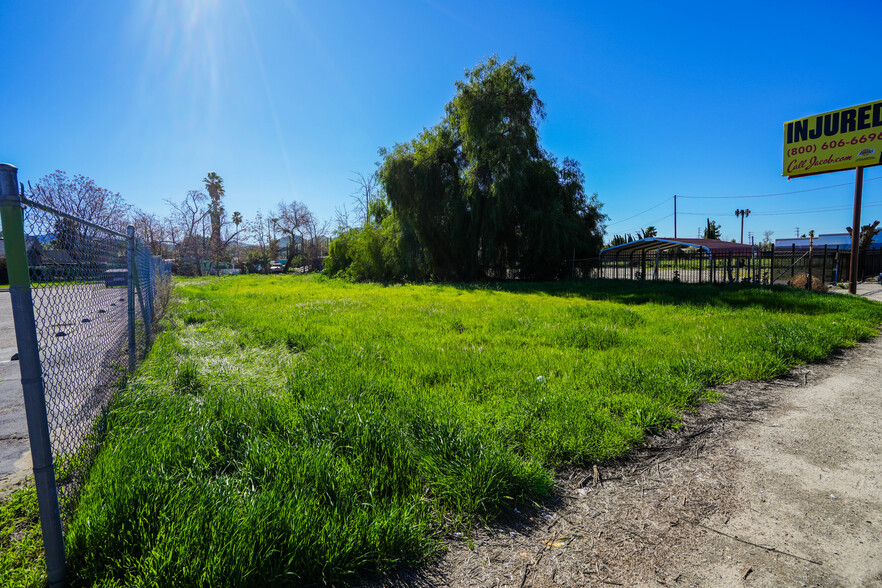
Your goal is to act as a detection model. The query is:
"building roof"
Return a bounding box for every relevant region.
[600,237,759,258]
[775,232,882,249]
[41,250,78,265]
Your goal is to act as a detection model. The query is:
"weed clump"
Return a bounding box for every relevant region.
[788,273,828,292]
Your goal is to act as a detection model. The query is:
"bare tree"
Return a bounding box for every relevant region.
[333,204,352,234]
[275,200,315,272]
[301,214,330,272]
[28,170,131,232]
[349,171,379,227]
[167,190,209,275]
[246,210,279,274]
[131,209,168,257]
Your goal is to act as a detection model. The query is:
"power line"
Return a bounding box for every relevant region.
[677,200,882,217]
[677,211,744,216]
[754,201,882,216]
[613,213,674,236]
[678,175,881,199]
[605,197,672,227]
[606,175,882,231]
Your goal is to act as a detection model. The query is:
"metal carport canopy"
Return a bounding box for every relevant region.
[600,238,757,259]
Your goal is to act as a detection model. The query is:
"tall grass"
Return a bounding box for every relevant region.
[0,484,45,588]
[65,276,882,586]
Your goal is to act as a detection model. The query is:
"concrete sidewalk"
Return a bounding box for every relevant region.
[829,281,882,301]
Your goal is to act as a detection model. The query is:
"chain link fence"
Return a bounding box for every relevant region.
[1,164,169,586]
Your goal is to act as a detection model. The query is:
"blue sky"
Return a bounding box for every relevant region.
[3,1,881,244]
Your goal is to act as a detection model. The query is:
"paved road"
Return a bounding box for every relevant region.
[0,290,30,488]
[0,284,131,491]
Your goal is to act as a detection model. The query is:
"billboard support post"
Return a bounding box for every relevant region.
[849,167,864,294]
[784,99,881,295]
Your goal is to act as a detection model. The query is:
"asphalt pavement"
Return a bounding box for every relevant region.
[0,289,30,488]
[0,283,131,490]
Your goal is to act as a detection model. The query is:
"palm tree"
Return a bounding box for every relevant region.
[203,172,225,271]
[231,210,242,267]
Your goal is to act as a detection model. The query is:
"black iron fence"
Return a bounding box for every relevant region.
[0,164,169,586]
[596,245,882,286]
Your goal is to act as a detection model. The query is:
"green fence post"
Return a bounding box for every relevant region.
[127,226,136,373]
[0,164,67,587]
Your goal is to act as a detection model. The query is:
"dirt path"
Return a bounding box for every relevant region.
[687,337,882,587]
[397,328,882,587]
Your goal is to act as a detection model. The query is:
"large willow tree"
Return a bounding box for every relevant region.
[380,56,605,281]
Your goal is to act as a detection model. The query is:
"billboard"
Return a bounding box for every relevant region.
[783,99,882,178]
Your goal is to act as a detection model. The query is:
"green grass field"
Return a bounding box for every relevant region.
[60,276,882,586]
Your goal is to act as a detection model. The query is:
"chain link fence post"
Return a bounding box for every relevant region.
[126,225,136,373]
[0,163,67,587]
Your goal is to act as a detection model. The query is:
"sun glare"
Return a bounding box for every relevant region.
[131,0,228,127]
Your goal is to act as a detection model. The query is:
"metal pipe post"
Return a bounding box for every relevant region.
[834,246,840,284]
[0,164,67,586]
[806,236,813,290]
[127,225,136,373]
[849,167,864,294]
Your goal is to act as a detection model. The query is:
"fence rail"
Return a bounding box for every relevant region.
[0,164,169,586]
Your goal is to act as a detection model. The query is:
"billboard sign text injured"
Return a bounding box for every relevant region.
[783,99,882,178]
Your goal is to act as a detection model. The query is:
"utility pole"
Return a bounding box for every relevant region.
[795,227,800,237]
[735,209,751,244]
[673,194,677,238]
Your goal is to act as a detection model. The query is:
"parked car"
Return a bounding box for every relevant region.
[269,261,284,273]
